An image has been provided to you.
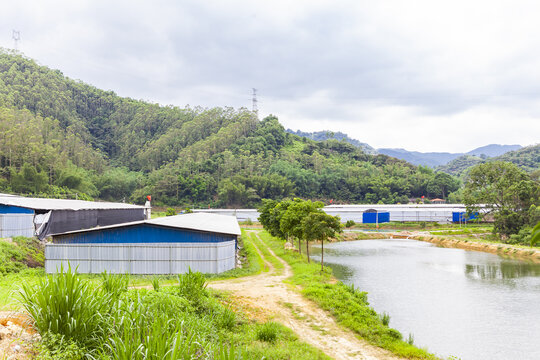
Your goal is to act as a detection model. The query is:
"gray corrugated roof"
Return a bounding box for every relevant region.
[53,213,241,237]
[0,195,144,210]
[149,213,241,236]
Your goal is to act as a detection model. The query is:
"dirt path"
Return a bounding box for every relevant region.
[209,231,403,360]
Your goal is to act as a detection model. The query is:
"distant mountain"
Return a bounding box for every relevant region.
[376,148,460,167]
[466,144,522,157]
[378,144,523,168]
[438,144,539,176]
[286,129,377,154]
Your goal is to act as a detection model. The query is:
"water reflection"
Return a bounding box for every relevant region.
[465,262,540,280]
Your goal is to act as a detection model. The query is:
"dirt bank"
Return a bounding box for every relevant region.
[390,232,540,263]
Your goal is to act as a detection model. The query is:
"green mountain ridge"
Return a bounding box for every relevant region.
[0,50,461,206]
[437,144,540,176]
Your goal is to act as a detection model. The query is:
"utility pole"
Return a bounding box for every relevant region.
[251,88,258,118]
[12,30,20,51]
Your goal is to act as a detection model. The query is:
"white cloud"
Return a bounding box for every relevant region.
[1,0,539,152]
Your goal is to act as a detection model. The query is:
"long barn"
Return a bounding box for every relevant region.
[0,194,146,239]
[45,213,241,275]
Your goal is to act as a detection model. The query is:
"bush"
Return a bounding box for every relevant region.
[380,312,390,326]
[165,207,176,216]
[36,332,86,360]
[345,220,355,228]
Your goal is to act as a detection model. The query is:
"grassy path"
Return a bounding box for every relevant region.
[209,231,403,360]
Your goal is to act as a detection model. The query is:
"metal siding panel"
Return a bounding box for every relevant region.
[0,214,35,237]
[45,240,236,274]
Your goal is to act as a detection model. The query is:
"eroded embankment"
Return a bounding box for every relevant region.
[390,232,540,263]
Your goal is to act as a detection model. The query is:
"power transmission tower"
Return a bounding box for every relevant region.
[12,30,20,51]
[251,88,258,118]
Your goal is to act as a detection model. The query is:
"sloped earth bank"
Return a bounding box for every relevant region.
[390,232,540,263]
[209,231,403,360]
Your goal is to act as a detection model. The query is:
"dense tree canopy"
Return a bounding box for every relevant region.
[464,161,540,236]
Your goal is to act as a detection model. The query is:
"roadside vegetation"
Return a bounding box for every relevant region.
[18,266,329,360]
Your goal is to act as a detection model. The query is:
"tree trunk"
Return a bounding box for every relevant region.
[298,237,301,255]
[306,240,310,262]
[321,238,324,272]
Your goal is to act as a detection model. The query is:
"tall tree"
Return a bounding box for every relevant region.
[302,212,343,270]
[464,161,540,237]
[280,199,324,254]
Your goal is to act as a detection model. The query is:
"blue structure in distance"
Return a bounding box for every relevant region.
[0,204,34,214]
[452,212,479,223]
[362,211,390,224]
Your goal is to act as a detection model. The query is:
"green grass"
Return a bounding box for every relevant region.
[250,232,284,275]
[257,231,437,359]
[19,266,330,359]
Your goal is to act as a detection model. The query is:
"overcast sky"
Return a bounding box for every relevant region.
[1,1,539,152]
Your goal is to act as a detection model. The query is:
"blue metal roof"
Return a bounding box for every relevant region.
[0,204,34,214]
[53,223,236,244]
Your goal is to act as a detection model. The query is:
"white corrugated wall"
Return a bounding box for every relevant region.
[0,214,35,238]
[45,240,236,274]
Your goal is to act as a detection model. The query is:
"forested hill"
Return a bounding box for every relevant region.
[437,144,540,176]
[286,129,377,154]
[0,50,461,206]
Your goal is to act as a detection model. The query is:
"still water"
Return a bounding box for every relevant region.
[311,239,540,360]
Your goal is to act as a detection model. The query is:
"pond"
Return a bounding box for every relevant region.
[311,239,540,360]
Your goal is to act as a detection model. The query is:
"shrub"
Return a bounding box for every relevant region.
[345,220,355,228]
[165,207,176,216]
[380,312,390,326]
[36,332,86,360]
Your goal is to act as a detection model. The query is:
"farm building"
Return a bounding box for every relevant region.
[0,194,146,239]
[45,213,241,275]
[362,209,390,224]
[194,204,487,224]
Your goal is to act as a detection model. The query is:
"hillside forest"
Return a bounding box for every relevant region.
[0,50,470,207]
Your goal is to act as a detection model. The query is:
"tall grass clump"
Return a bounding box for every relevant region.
[177,268,207,302]
[256,321,280,343]
[18,265,109,349]
[380,312,391,326]
[151,276,160,291]
[101,271,129,297]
